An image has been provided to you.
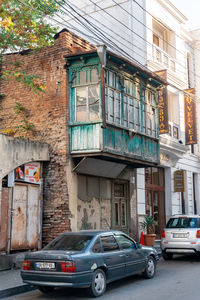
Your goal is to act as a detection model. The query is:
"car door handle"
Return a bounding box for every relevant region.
[119,254,125,257]
[105,257,111,260]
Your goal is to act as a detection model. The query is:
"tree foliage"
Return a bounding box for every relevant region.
[0,0,62,54]
[0,0,63,137]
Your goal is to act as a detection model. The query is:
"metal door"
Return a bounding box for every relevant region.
[11,184,39,250]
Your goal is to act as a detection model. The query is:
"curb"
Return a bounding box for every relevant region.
[0,284,36,299]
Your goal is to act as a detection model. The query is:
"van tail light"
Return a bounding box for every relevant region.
[162,229,165,238]
[196,230,200,238]
[23,261,31,271]
[60,261,76,273]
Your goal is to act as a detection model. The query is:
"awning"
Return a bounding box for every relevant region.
[73,157,127,179]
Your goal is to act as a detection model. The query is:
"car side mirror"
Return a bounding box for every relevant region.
[136,242,142,249]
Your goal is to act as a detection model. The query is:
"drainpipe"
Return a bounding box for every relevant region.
[97,45,107,129]
[7,186,14,254]
[7,171,14,254]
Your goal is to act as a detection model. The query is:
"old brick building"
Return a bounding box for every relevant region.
[0,29,165,248]
[0,30,95,245]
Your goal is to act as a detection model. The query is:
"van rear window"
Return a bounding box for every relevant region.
[166,217,200,229]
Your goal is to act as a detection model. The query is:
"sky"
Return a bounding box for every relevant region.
[171,0,200,30]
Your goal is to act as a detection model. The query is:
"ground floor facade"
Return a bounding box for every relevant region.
[1,149,200,253]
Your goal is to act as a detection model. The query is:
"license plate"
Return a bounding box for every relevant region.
[173,233,188,238]
[35,262,55,269]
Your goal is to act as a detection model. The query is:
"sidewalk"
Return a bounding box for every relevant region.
[0,268,36,299]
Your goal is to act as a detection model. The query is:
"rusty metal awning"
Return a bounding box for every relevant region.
[72,157,127,178]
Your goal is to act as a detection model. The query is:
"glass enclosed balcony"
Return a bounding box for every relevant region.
[66,50,165,167]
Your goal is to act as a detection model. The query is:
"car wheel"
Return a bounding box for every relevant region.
[143,256,156,279]
[38,286,55,294]
[162,251,173,260]
[88,269,106,297]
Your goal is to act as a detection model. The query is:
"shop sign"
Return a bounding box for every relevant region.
[184,88,197,145]
[155,70,168,134]
[155,69,167,81]
[174,170,185,192]
[15,162,41,184]
[158,87,169,134]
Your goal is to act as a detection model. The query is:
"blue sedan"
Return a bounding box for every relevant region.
[21,230,159,297]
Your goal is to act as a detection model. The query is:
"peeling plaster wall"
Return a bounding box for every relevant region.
[77,175,112,231]
[66,160,78,232]
[77,197,111,231]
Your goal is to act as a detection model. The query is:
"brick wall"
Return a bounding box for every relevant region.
[0,29,95,245]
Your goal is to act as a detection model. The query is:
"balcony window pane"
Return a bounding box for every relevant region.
[80,71,87,85]
[135,100,140,130]
[76,87,87,122]
[129,97,134,129]
[152,107,156,137]
[91,68,99,83]
[114,91,120,124]
[108,89,114,122]
[116,75,120,90]
[88,85,100,121]
[109,71,114,87]
[124,96,128,127]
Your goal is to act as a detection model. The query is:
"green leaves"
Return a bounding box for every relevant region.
[140,216,157,234]
[0,0,63,54]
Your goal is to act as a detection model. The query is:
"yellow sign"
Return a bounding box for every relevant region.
[174,170,185,192]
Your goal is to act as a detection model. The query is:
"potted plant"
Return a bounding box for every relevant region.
[140,216,157,247]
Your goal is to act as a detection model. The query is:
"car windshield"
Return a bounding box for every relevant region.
[166,217,200,229]
[43,234,93,251]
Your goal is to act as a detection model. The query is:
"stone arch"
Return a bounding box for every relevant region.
[0,134,49,180]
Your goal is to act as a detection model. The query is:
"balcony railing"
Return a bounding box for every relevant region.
[152,44,176,72]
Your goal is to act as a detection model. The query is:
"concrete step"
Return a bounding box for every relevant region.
[0,251,27,271]
[0,254,10,271]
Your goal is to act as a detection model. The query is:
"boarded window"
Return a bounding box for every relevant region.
[78,175,87,201]
[100,179,111,199]
[88,177,99,198]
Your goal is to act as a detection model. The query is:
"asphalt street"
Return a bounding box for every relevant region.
[4,255,200,300]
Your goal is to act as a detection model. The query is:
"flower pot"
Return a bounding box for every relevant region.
[143,234,156,247]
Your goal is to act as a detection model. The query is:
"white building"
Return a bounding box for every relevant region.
[62,0,200,238]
